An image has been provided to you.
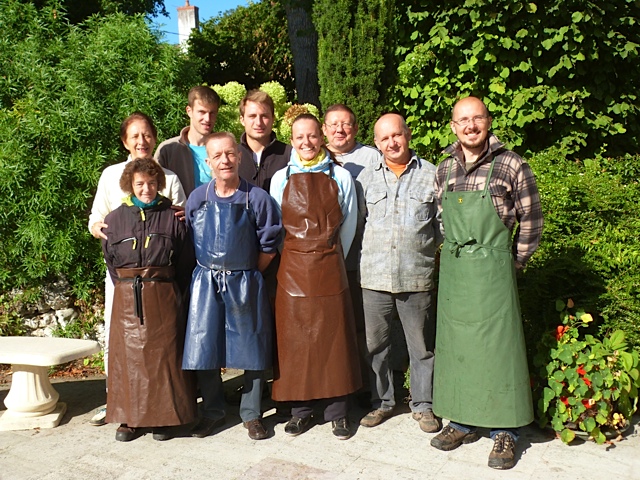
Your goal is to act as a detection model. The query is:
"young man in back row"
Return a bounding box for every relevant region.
[155,86,221,197]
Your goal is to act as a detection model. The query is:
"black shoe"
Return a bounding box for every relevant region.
[152,426,174,441]
[331,417,351,440]
[284,416,311,436]
[115,424,142,442]
[191,417,225,438]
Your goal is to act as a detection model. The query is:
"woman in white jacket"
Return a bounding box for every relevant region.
[87,112,186,426]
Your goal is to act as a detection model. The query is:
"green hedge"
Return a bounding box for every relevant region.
[0,2,199,299]
[521,150,640,353]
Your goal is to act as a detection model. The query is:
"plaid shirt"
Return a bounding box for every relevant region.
[435,134,543,265]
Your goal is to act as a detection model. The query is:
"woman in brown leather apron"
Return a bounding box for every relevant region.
[269,114,361,440]
[101,158,196,442]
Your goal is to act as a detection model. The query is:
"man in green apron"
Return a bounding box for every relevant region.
[431,97,543,470]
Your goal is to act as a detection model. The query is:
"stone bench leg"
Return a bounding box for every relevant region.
[0,364,67,431]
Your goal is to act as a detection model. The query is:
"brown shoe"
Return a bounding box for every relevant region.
[488,432,516,470]
[430,424,479,451]
[412,410,442,433]
[359,408,393,428]
[243,418,268,440]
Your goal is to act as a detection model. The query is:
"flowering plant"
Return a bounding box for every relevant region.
[533,299,640,444]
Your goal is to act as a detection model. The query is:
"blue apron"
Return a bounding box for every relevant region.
[182,180,273,371]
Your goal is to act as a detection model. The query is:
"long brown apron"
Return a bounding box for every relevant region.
[106,266,197,427]
[272,169,361,401]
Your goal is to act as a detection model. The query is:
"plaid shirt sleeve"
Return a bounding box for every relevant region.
[512,160,543,265]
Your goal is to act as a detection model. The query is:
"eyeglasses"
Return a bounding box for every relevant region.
[452,115,489,127]
[324,122,354,131]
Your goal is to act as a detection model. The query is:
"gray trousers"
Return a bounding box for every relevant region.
[362,289,435,412]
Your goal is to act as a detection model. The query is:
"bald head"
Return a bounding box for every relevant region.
[450,96,492,156]
[374,113,412,166]
[451,96,489,120]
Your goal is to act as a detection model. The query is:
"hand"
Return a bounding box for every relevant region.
[171,205,186,222]
[514,260,524,271]
[91,222,108,240]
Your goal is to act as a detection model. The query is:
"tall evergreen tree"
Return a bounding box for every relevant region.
[314,0,397,141]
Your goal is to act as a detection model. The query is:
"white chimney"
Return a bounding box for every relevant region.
[177,0,199,52]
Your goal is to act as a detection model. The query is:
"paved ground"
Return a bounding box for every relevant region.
[1,372,639,480]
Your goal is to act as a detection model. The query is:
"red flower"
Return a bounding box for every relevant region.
[560,396,569,406]
[582,399,595,408]
[583,378,592,387]
[576,365,587,376]
[555,325,570,340]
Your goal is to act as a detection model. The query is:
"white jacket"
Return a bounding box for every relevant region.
[88,157,186,232]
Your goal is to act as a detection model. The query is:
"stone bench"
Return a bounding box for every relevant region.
[0,336,101,431]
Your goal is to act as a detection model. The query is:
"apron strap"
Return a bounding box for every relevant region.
[205,179,215,202]
[444,153,496,199]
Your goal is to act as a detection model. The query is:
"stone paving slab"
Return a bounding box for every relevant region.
[1,374,639,480]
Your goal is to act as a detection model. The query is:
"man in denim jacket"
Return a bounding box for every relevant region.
[357,113,443,433]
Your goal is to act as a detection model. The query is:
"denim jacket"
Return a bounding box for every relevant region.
[358,151,442,293]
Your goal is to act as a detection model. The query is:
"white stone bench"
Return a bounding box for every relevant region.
[0,336,101,431]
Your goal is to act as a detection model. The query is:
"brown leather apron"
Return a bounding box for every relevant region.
[106,266,197,427]
[272,169,361,401]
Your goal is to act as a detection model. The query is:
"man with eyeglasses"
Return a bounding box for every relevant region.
[431,96,543,470]
[322,104,381,407]
[357,113,442,434]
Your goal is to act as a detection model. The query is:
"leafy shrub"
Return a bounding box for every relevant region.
[0,2,198,299]
[521,149,640,353]
[394,0,640,159]
[533,299,639,444]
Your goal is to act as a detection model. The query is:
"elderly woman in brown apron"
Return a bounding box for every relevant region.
[269,114,361,440]
[101,158,196,442]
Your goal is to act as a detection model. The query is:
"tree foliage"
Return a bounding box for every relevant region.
[188,1,295,100]
[0,1,198,298]
[394,0,640,159]
[314,0,397,142]
[17,0,167,24]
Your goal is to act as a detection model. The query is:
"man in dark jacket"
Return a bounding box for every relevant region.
[238,90,291,194]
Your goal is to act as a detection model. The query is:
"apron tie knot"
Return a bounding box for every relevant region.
[448,238,477,256]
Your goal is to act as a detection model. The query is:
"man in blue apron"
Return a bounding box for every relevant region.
[431,97,543,470]
[183,132,282,441]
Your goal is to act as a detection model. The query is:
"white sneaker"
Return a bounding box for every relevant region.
[89,405,107,426]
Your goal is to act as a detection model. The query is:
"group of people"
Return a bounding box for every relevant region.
[88,87,543,471]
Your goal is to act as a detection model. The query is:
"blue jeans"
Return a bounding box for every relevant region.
[362,289,435,413]
[449,421,519,442]
[196,369,264,423]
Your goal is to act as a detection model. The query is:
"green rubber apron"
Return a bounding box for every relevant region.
[433,158,533,428]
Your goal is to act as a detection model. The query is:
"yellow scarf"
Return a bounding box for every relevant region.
[295,149,326,168]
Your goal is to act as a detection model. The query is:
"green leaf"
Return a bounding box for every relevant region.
[582,416,596,433]
[592,427,606,444]
[560,428,575,444]
[608,330,626,350]
[555,299,566,312]
[620,351,634,371]
[572,12,584,23]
